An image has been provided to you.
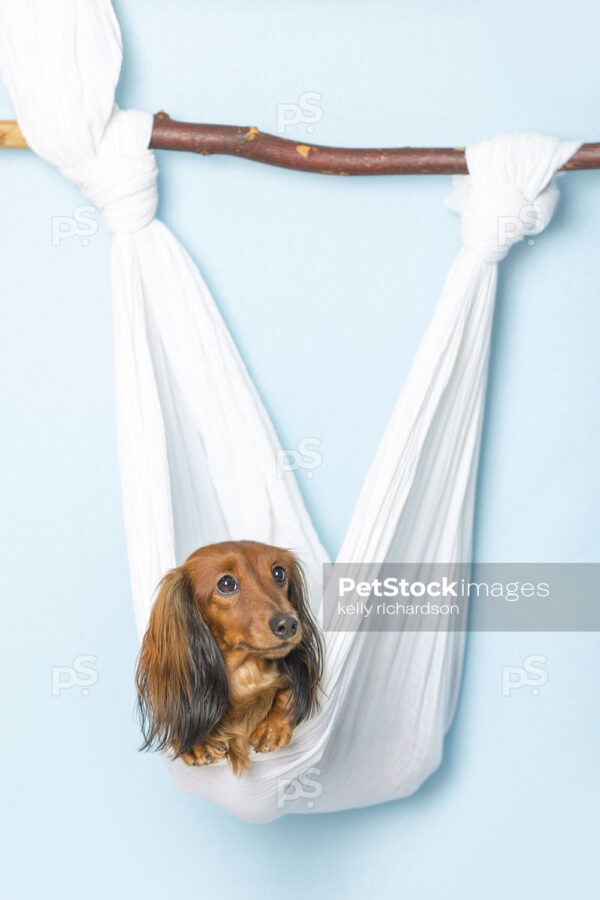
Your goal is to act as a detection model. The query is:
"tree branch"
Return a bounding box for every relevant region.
[2,113,598,175]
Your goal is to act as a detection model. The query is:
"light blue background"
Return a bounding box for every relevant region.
[1,1,598,897]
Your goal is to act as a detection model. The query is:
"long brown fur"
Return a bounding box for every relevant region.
[136,540,323,774]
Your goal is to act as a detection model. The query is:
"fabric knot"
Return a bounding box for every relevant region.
[452,179,559,263]
[445,132,581,265]
[61,107,157,234]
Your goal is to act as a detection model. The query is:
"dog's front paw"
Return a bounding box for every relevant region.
[250,717,293,753]
[180,739,229,767]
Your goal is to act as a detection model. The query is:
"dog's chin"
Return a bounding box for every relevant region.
[262,640,298,660]
[241,632,302,659]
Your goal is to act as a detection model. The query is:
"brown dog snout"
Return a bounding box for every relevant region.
[269,613,299,640]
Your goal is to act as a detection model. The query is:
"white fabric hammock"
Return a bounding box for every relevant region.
[0,0,580,823]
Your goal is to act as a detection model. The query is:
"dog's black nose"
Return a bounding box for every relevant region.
[269,613,299,640]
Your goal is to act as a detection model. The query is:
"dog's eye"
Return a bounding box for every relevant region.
[217,575,239,595]
[272,566,287,584]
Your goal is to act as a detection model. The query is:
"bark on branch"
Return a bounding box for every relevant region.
[1,113,598,176]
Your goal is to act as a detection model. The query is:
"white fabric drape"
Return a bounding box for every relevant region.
[0,0,579,822]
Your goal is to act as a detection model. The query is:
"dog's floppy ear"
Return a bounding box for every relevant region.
[136,566,228,758]
[279,555,324,725]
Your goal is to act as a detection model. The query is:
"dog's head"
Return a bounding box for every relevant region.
[136,540,323,758]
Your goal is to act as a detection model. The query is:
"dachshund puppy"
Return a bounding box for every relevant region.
[136,540,323,774]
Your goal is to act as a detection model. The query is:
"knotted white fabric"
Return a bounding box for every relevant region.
[0,0,580,822]
[448,132,572,263]
[61,108,158,234]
